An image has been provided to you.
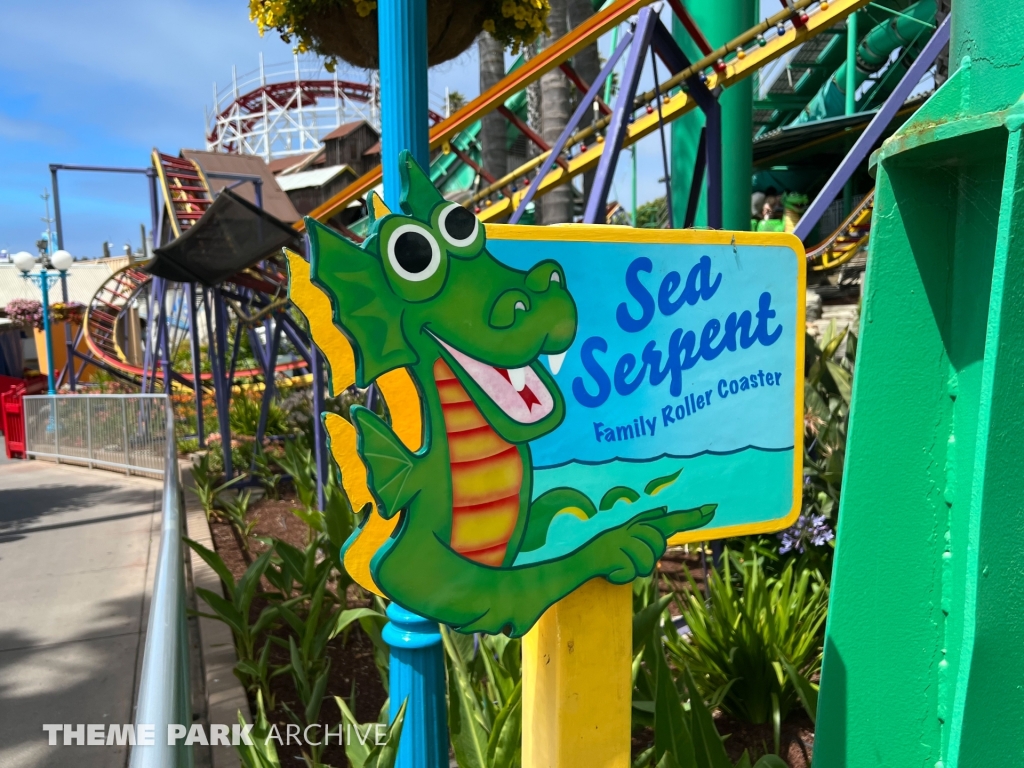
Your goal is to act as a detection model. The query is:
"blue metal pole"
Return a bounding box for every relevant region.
[382,605,447,765]
[377,1,448,765]
[40,271,55,395]
[379,0,429,204]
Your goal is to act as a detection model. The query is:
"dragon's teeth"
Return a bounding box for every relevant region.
[508,366,527,391]
[547,352,566,375]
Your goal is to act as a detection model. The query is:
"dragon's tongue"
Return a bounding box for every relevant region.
[431,336,554,424]
[496,368,543,410]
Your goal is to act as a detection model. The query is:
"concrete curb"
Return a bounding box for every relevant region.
[181,459,249,768]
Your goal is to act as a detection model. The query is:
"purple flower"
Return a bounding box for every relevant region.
[4,299,43,329]
[778,513,835,554]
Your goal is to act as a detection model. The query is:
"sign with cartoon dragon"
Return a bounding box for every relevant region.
[288,151,804,637]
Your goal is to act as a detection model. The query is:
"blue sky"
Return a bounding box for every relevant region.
[0,1,779,257]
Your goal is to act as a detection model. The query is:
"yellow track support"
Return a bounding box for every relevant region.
[298,0,870,229]
[476,0,871,222]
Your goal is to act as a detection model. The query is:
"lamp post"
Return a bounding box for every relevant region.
[13,249,73,395]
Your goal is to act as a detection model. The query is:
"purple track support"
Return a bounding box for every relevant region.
[279,313,312,365]
[793,15,951,242]
[228,308,243,383]
[584,8,659,224]
[188,284,205,448]
[147,169,159,240]
[509,27,636,225]
[159,282,172,392]
[254,318,284,453]
[58,323,86,390]
[704,100,723,229]
[141,283,153,394]
[247,326,268,373]
[208,289,234,479]
[685,127,708,228]
[650,53,674,228]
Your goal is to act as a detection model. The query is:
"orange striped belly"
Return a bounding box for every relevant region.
[434,359,522,566]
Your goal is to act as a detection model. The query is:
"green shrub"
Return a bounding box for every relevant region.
[663,544,827,732]
[191,452,243,518]
[231,392,288,437]
[634,589,792,768]
[442,627,523,768]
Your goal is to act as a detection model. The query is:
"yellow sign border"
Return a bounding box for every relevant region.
[485,224,807,545]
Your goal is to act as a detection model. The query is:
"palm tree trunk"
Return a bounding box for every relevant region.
[567,0,600,206]
[478,33,508,181]
[539,0,572,224]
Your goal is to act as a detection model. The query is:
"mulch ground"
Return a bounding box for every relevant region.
[207,494,813,767]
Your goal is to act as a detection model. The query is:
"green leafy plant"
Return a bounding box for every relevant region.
[238,691,282,768]
[186,540,283,707]
[663,543,828,744]
[331,602,390,694]
[277,436,318,512]
[335,696,408,768]
[231,392,288,437]
[270,550,366,768]
[797,321,856,560]
[253,443,283,500]
[221,489,258,551]
[633,603,790,768]
[191,452,244,518]
[442,627,523,768]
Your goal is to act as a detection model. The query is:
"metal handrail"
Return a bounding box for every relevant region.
[130,398,193,768]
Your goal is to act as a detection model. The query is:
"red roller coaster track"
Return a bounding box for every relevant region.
[207,78,445,152]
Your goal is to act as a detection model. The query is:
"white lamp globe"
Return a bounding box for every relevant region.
[12,251,36,274]
[51,249,74,272]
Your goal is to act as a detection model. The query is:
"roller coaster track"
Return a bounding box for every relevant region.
[207,79,444,154]
[153,151,215,238]
[82,266,152,373]
[300,0,872,228]
[81,0,875,383]
[82,152,215,375]
[83,153,302,382]
[83,266,302,381]
[807,188,875,271]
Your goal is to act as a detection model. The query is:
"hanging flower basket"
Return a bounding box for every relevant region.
[250,0,550,70]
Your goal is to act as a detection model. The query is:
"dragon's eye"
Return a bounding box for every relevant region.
[438,203,478,248]
[387,224,440,282]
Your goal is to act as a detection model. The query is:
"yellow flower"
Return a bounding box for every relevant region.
[482,18,496,32]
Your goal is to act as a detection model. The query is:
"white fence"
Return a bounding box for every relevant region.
[22,395,169,477]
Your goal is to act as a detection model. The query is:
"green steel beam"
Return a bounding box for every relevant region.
[814,0,1024,764]
[670,0,754,231]
[755,95,823,110]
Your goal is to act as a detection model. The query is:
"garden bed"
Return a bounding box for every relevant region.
[206,489,387,767]
[204,485,816,768]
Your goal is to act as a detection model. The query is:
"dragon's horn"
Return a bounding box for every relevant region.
[369,191,390,221]
[398,148,444,219]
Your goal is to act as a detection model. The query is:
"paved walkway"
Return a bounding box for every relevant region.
[0,458,162,768]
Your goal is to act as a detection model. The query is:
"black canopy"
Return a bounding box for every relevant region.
[146,189,298,286]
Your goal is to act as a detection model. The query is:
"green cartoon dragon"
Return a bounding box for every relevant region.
[303,151,715,636]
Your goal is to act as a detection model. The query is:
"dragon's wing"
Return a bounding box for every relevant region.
[286,249,422,596]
